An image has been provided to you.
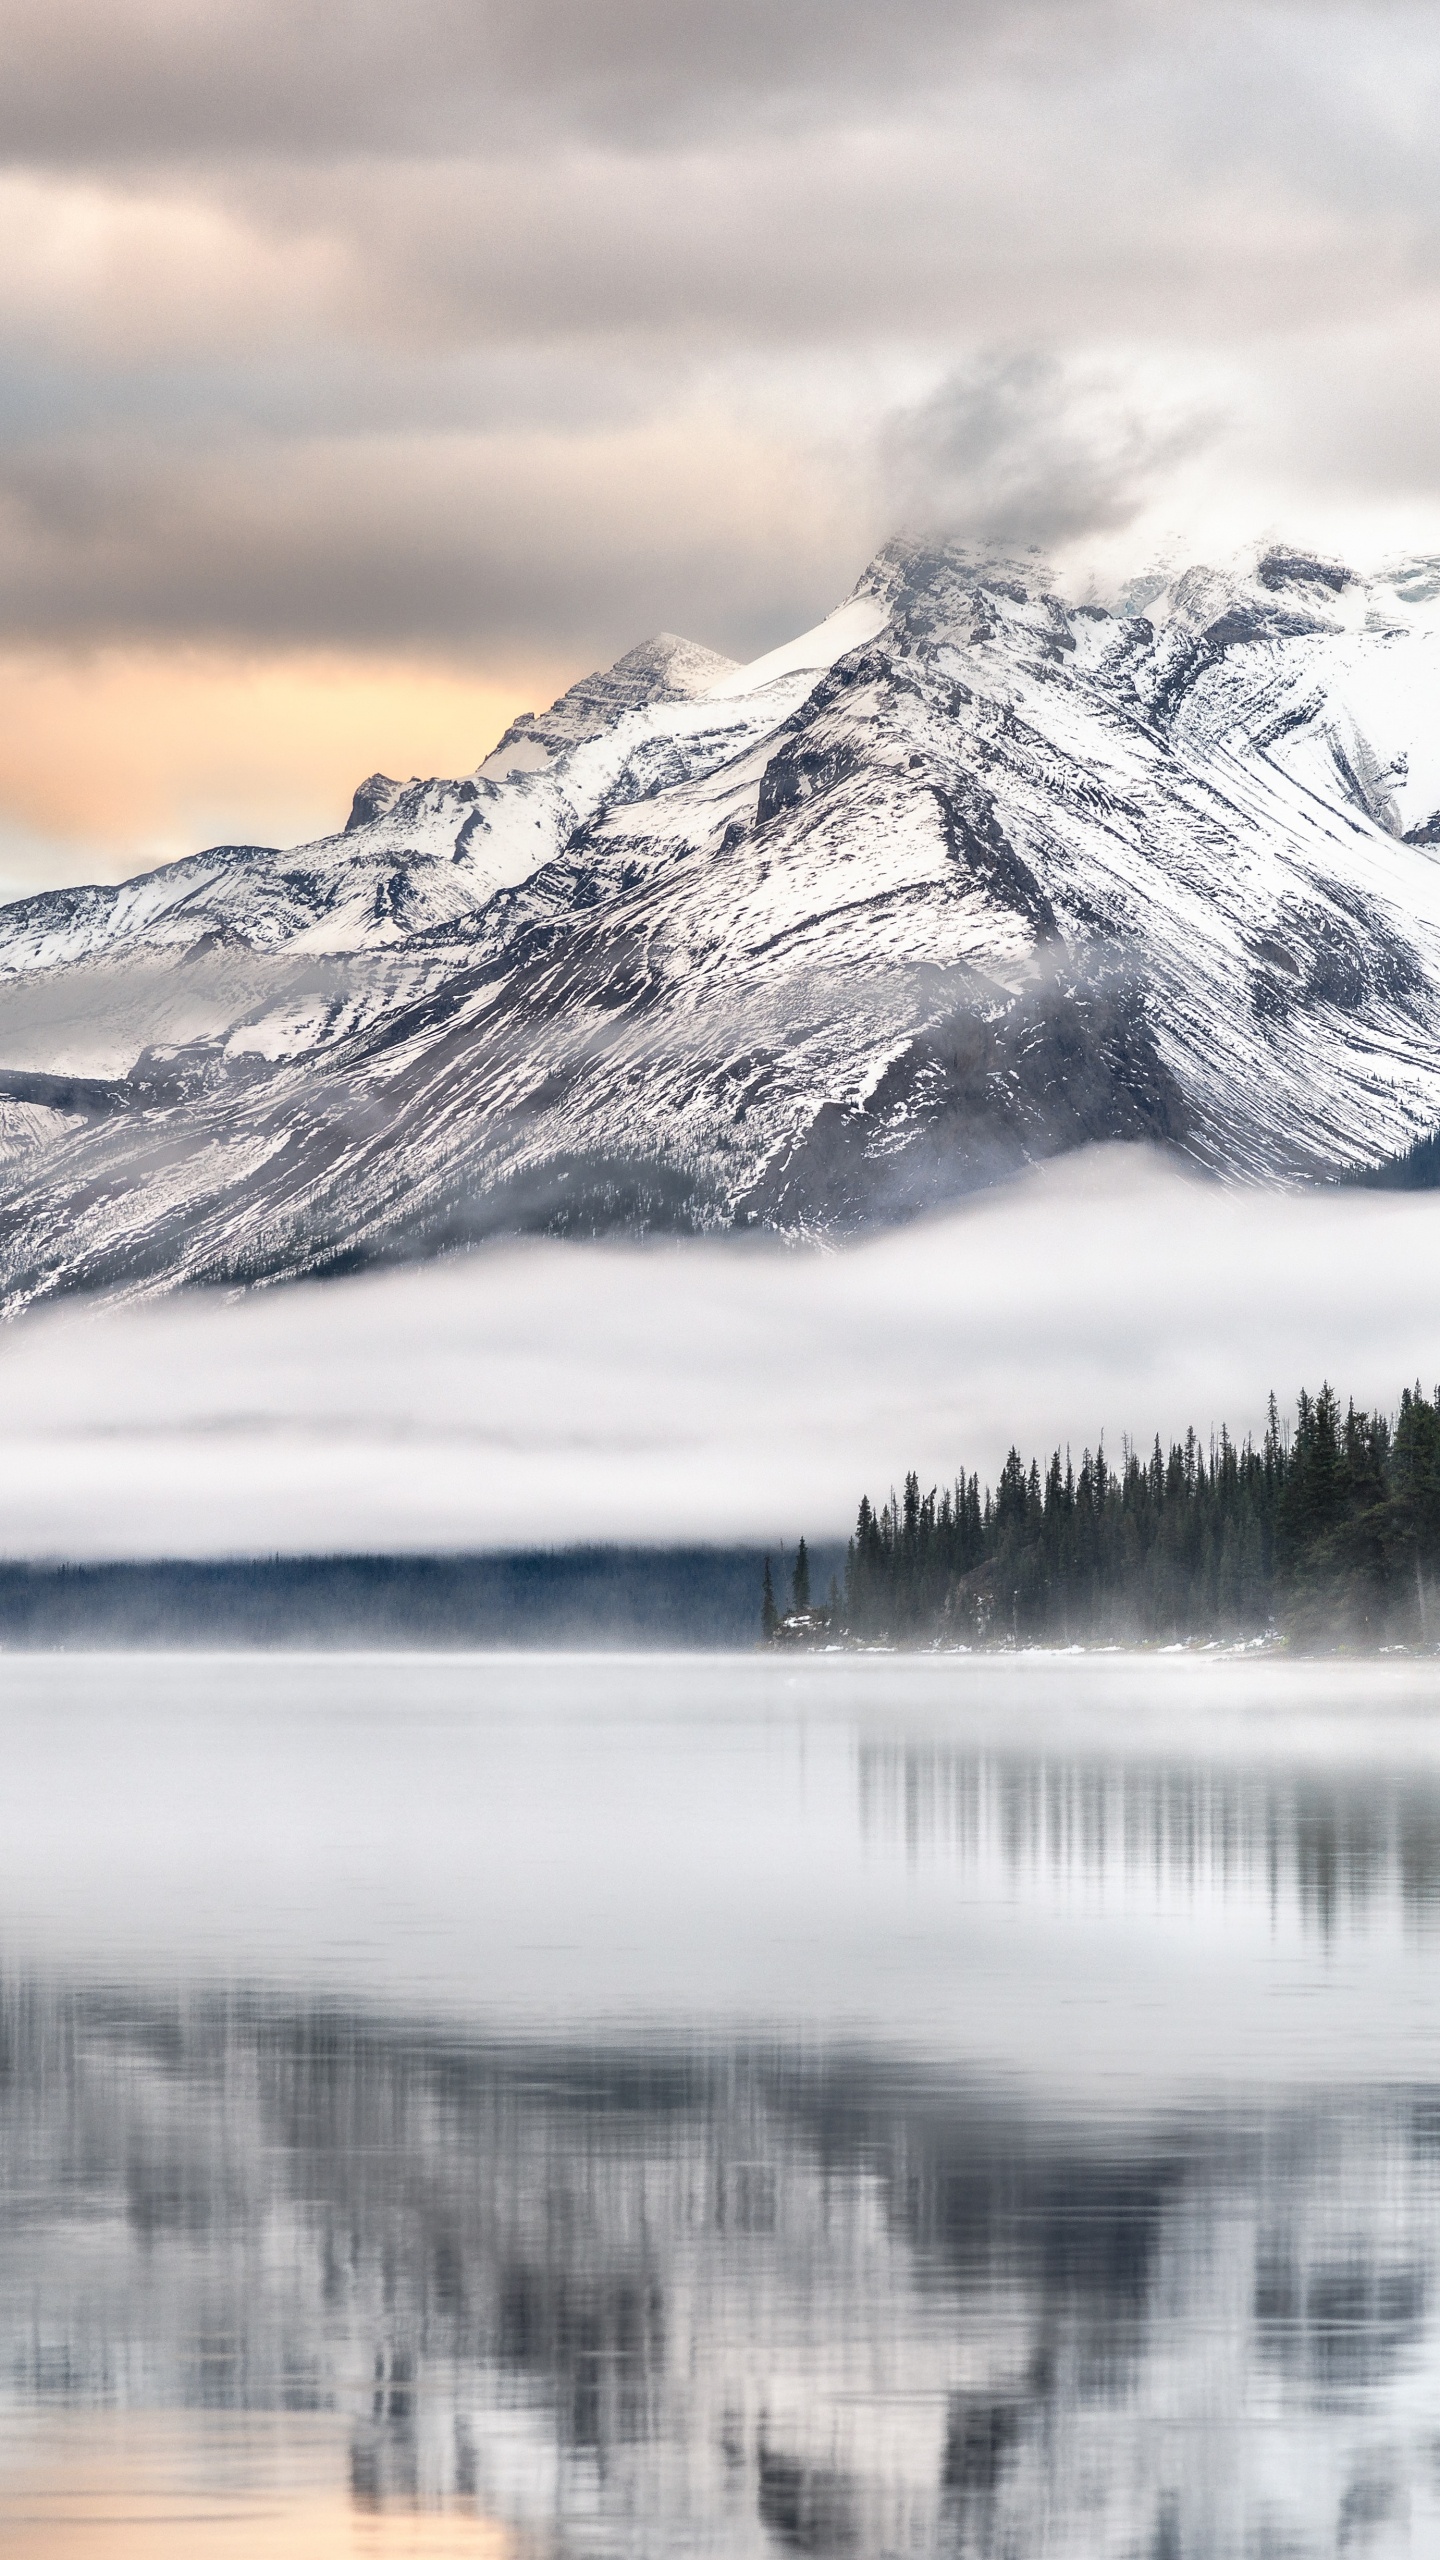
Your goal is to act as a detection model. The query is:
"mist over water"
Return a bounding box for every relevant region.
[4,1649,1440,2554]
[0,1147,1437,1558]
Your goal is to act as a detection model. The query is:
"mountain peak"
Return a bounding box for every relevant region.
[622,632,740,698]
[481,631,740,780]
[344,772,406,834]
[852,531,1058,609]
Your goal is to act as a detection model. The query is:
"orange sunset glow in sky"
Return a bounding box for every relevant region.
[0,645,561,898]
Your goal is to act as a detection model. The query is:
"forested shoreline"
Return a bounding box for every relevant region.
[765,1384,1440,1651]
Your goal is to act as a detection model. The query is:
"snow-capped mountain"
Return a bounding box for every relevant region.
[0,535,1439,1303]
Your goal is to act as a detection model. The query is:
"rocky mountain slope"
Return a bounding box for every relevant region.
[0,536,1438,1303]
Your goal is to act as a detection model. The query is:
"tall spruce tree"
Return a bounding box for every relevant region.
[1390,1385,1440,1636]
[791,1539,811,1614]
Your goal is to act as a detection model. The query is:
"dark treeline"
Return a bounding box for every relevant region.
[0,1549,843,1652]
[1343,1126,1440,1190]
[769,1385,1440,1650]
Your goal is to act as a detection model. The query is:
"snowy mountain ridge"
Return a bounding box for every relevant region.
[0,534,1437,1303]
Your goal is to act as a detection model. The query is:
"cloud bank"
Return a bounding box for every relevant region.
[3,1,1440,875]
[3,0,1440,672]
[0,1149,1436,1560]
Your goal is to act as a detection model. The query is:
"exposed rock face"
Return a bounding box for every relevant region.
[1,537,1439,1301]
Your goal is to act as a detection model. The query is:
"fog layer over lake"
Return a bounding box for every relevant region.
[3,1651,1440,2555]
[0,1148,1438,1557]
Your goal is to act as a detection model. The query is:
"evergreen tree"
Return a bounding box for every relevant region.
[760,1557,778,1642]
[791,1538,811,1614]
[820,1380,1440,1651]
[1390,1384,1440,1636]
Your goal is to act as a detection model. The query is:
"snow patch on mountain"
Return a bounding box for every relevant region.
[705,593,888,700]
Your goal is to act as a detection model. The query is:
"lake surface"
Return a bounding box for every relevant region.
[4,1651,1440,2556]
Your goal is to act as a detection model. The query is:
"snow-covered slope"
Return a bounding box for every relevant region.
[0,536,1439,1303]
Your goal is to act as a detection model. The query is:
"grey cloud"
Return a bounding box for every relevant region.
[0,0,1085,162]
[0,422,863,661]
[6,121,1417,386]
[292,135,1404,350]
[882,352,1218,549]
[0,0,1438,672]
[3,0,1429,171]
[0,340,669,445]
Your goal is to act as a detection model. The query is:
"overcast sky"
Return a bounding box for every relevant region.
[2,0,1439,886]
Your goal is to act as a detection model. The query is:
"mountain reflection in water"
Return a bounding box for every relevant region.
[1,1653,1440,2557]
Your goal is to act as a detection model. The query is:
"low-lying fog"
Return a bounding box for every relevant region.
[0,1145,1434,1558]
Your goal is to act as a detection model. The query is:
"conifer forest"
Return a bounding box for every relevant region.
[768,1384,1440,1650]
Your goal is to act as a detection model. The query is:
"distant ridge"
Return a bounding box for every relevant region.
[0,1546,842,1651]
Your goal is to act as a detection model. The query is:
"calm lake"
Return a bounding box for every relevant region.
[3,1649,1440,2556]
